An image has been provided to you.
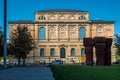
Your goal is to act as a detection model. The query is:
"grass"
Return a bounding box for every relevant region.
[50,64,120,80]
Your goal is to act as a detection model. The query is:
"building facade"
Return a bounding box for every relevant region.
[9,9,115,63]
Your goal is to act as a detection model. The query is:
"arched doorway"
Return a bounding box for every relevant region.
[60,48,66,58]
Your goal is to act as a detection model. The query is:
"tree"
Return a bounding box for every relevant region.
[114,34,120,59]
[8,25,35,66]
[0,29,4,57]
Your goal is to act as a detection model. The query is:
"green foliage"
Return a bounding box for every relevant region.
[115,34,120,56]
[51,65,120,80]
[8,25,35,66]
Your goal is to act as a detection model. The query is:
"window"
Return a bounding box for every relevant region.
[59,15,65,20]
[79,15,86,20]
[81,48,85,56]
[50,48,55,56]
[79,27,86,39]
[60,48,66,58]
[39,27,46,39]
[40,48,44,57]
[39,15,46,20]
[49,15,55,20]
[69,15,75,19]
[71,48,75,56]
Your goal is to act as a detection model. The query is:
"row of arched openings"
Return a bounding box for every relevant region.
[40,48,85,58]
[38,15,86,20]
[39,27,86,39]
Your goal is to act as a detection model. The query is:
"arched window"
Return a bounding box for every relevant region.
[79,15,86,20]
[69,15,75,20]
[39,15,46,20]
[39,27,46,39]
[81,48,85,56]
[79,27,86,39]
[71,48,75,56]
[60,48,66,58]
[50,48,55,56]
[59,15,65,20]
[49,15,55,20]
[40,48,44,57]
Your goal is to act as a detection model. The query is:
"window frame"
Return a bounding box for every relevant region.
[40,48,44,57]
[81,48,85,56]
[39,15,46,20]
[71,48,75,56]
[50,48,55,57]
[39,27,46,40]
[79,27,86,39]
[79,15,86,20]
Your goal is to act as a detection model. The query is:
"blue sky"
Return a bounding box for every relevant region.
[0,0,120,38]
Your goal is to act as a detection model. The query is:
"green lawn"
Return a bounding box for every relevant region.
[50,65,120,80]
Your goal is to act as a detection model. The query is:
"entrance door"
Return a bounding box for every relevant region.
[60,48,66,58]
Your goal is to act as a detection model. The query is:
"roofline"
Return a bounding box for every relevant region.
[9,21,90,24]
[90,20,115,24]
[8,20,34,24]
[9,20,115,24]
[35,11,89,14]
[35,9,88,13]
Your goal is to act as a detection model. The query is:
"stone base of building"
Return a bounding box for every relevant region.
[9,55,116,65]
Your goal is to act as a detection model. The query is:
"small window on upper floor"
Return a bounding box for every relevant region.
[39,15,46,20]
[79,15,86,20]
[49,15,55,20]
[59,15,65,20]
[69,15,75,20]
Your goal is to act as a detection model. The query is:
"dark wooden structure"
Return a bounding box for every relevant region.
[83,38,93,66]
[83,37,112,66]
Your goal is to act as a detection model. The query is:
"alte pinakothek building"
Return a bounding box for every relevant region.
[9,9,116,63]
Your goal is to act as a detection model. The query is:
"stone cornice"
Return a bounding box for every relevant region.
[9,21,115,24]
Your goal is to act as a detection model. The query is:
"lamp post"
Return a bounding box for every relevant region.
[3,0,7,69]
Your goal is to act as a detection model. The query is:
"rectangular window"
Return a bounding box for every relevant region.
[81,48,85,56]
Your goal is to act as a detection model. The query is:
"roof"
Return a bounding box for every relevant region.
[91,20,115,23]
[36,9,88,13]
[9,20,34,24]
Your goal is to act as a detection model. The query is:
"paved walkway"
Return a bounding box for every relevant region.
[0,67,54,80]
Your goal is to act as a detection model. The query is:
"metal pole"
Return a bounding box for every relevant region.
[4,0,7,69]
[33,24,35,62]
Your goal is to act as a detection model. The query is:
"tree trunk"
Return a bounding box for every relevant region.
[23,58,26,66]
[18,56,20,67]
